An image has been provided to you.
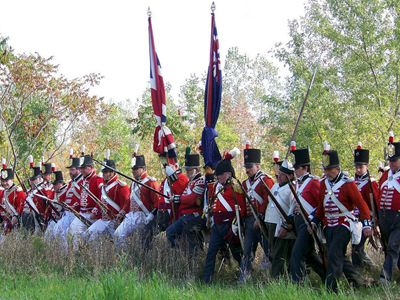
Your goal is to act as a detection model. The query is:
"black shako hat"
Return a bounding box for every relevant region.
[42,163,52,175]
[29,166,41,180]
[67,157,81,169]
[354,149,369,165]
[79,155,94,168]
[53,171,64,184]
[185,154,200,169]
[322,150,340,169]
[102,160,116,172]
[1,168,14,180]
[243,149,261,168]
[131,155,146,169]
[215,159,235,178]
[292,148,310,168]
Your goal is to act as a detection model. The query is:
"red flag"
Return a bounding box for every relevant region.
[148,14,177,159]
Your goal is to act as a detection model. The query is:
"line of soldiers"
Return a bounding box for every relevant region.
[0,132,400,293]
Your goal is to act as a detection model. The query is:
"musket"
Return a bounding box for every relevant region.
[33,182,61,218]
[0,203,13,223]
[259,178,293,230]
[34,193,65,222]
[166,175,176,223]
[93,158,169,198]
[367,172,387,255]
[233,177,269,242]
[63,202,92,228]
[25,195,46,230]
[229,180,245,249]
[217,231,235,274]
[286,175,327,276]
[32,182,58,224]
[14,171,28,194]
[285,54,322,159]
[201,181,228,230]
[80,183,117,219]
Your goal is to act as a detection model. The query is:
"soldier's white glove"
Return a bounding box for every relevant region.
[232,218,239,236]
[165,166,175,176]
[145,213,154,225]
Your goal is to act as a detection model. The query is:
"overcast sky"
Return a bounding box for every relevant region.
[1,0,306,103]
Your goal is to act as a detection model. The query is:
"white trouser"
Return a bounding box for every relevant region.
[44,220,57,241]
[67,212,95,248]
[85,219,115,243]
[114,211,146,249]
[53,211,75,248]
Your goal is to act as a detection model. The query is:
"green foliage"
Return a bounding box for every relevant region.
[273,0,400,174]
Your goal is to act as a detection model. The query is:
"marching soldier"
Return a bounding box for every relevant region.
[378,132,400,283]
[25,165,49,233]
[53,156,83,248]
[311,149,371,293]
[85,160,130,243]
[264,159,296,278]
[239,146,274,283]
[68,155,103,247]
[202,149,245,284]
[142,158,187,249]
[114,154,159,249]
[0,166,25,234]
[352,142,378,269]
[44,170,66,241]
[41,162,54,199]
[166,150,205,251]
[289,145,325,283]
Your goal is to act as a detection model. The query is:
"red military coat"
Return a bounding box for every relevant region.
[242,171,274,217]
[378,169,400,211]
[179,172,205,215]
[0,184,25,217]
[211,179,245,225]
[95,175,130,220]
[80,171,103,216]
[354,173,378,214]
[122,172,159,215]
[158,170,188,221]
[64,173,83,211]
[294,174,320,215]
[315,173,370,228]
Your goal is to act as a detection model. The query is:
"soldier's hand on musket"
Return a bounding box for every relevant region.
[278,226,287,238]
[308,222,317,235]
[11,216,18,225]
[232,218,239,236]
[89,213,97,220]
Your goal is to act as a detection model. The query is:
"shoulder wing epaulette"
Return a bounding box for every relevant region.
[117,179,127,187]
[233,183,243,194]
[370,177,377,182]
[312,175,320,180]
[148,176,157,182]
[17,187,23,192]
[343,176,355,182]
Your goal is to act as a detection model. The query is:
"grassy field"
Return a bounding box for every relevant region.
[0,231,399,300]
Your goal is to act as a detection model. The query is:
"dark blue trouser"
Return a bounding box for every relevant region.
[325,225,350,293]
[202,223,242,283]
[290,214,325,283]
[379,209,400,280]
[182,215,206,257]
[239,216,268,278]
[166,213,197,248]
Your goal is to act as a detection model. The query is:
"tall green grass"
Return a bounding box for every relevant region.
[0,231,398,299]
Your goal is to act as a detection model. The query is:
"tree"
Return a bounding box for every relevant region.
[0,36,104,174]
[274,0,400,173]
